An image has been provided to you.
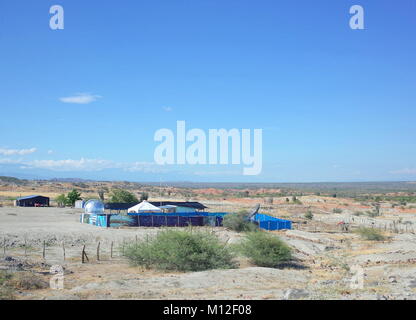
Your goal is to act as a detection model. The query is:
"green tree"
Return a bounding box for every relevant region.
[55,194,67,207]
[108,189,139,203]
[66,189,82,207]
[140,192,149,201]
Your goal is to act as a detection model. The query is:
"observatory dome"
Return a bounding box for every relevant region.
[84,199,105,214]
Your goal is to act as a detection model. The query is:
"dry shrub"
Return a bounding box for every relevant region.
[355,227,386,241]
[8,272,48,290]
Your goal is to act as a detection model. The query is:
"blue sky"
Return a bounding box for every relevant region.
[0,0,415,182]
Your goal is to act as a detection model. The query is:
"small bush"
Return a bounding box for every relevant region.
[333,208,343,214]
[9,272,48,290]
[237,232,292,268]
[222,210,258,232]
[355,227,385,241]
[0,271,14,300]
[366,211,379,218]
[124,229,237,272]
[0,270,13,287]
[304,211,313,220]
[0,271,48,299]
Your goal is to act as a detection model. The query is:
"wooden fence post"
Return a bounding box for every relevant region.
[82,245,89,263]
[62,241,66,261]
[96,241,100,261]
[110,241,114,259]
[42,240,46,259]
[3,237,6,257]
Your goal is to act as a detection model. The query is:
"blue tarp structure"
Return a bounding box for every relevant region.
[252,213,292,231]
[131,212,226,227]
[81,211,291,231]
[83,212,228,228]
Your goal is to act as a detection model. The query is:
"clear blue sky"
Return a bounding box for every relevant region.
[0,0,415,182]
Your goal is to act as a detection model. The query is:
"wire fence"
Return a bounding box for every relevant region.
[313,215,415,234]
[0,236,141,265]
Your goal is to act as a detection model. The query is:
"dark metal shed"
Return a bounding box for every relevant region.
[16,195,50,207]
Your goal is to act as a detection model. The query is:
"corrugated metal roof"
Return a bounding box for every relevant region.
[105,201,207,210]
[16,195,49,201]
[150,201,208,210]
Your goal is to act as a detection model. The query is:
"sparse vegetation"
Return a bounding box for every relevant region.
[55,194,67,207]
[292,196,302,204]
[124,229,237,272]
[355,227,386,241]
[8,272,48,290]
[108,189,139,203]
[366,210,379,217]
[139,192,149,201]
[333,208,343,214]
[304,210,313,220]
[222,210,258,232]
[0,270,48,300]
[66,189,82,206]
[237,232,292,268]
[0,271,14,300]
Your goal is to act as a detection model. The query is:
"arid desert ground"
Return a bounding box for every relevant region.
[1,197,416,300]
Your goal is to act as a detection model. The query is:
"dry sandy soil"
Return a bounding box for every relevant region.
[1,206,416,300]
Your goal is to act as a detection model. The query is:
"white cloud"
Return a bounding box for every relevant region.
[0,158,22,164]
[162,106,173,112]
[7,157,161,173]
[0,148,37,156]
[124,161,165,173]
[59,93,102,104]
[390,168,416,175]
[47,150,54,154]
[27,158,118,171]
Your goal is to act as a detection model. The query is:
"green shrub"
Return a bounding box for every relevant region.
[124,229,237,272]
[355,227,385,241]
[333,208,343,214]
[366,210,379,217]
[304,210,313,220]
[0,271,14,300]
[237,232,292,268]
[108,188,138,203]
[222,210,258,232]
